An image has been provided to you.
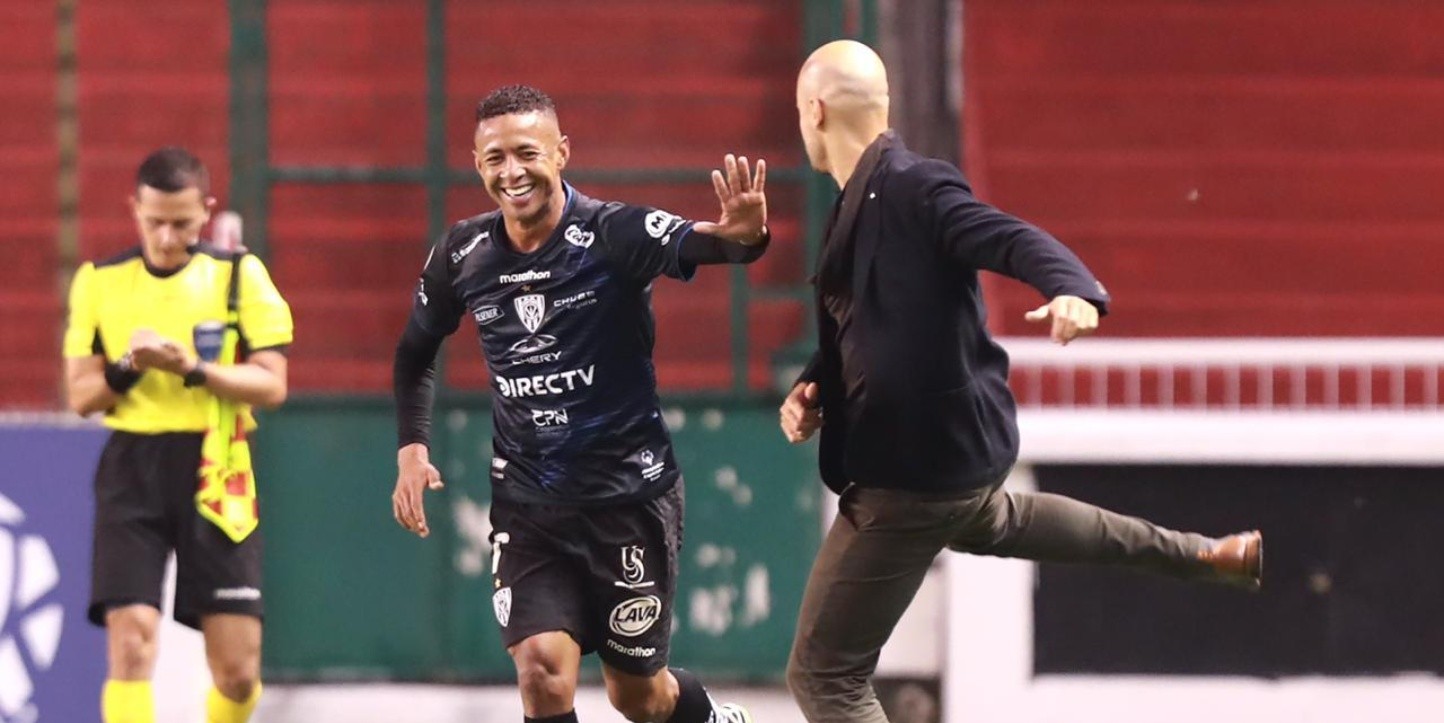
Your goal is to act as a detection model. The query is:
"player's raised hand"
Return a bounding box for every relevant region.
[693,153,768,245]
[394,443,445,538]
[1024,295,1099,345]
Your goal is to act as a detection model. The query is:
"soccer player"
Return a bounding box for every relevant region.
[778,41,1263,723]
[63,147,293,722]
[392,86,767,723]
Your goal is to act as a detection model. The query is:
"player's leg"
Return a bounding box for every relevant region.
[200,614,263,722]
[510,632,584,719]
[948,474,1262,588]
[172,431,265,721]
[89,432,172,723]
[491,497,591,721]
[786,485,969,723]
[593,481,748,723]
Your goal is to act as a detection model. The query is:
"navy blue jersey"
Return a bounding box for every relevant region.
[409,187,697,505]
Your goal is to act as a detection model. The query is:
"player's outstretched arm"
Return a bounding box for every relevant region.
[392,317,447,538]
[692,153,768,245]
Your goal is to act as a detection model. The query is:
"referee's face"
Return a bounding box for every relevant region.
[474,111,570,229]
[131,184,213,271]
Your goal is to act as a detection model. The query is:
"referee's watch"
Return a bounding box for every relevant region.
[182,361,209,388]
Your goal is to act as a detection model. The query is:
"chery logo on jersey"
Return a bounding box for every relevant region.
[609,595,662,637]
[495,366,596,398]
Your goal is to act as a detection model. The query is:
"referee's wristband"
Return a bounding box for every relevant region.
[103,358,142,394]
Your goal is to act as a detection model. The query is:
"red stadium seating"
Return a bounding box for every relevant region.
[964,1,1444,337]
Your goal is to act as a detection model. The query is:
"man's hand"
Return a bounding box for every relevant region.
[394,443,445,538]
[780,381,823,443]
[692,153,768,245]
[129,330,193,375]
[1024,295,1100,345]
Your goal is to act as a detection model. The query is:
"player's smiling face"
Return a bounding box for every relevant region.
[474,111,570,228]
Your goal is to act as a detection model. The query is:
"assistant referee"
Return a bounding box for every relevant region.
[62,147,292,723]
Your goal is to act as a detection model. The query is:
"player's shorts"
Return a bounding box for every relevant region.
[488,479,683,675]
[88,431,264,630]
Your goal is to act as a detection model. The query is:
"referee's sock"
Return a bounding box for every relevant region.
[206,681,262,723]
[101,679,154,723]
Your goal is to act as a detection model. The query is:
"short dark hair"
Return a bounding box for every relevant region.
[475,85,557,123]
[136,147,209,194]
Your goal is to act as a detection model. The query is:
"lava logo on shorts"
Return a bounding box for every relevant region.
[493,587,512,627]
[609,595,661,637]
[621,545,646,585]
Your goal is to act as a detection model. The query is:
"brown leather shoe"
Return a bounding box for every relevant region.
[1197,530,1263,590]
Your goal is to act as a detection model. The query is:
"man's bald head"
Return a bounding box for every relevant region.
[796,40,890,176]
[798,40,890,122]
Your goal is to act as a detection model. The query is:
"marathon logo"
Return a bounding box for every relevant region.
[499,269,551,284]
[606,639,657,658]
[496,365,595,398]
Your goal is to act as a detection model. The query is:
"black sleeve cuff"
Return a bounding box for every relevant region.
[103,362,142,394]
[678,226,770,266]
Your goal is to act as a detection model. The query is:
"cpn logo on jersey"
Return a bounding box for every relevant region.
[514,294,546,334]
[609,595,661,637]
[0,493,63,723]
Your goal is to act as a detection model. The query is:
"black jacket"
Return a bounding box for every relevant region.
[799,132,1109,494]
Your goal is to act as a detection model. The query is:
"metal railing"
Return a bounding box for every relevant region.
[1002,338,1444,411]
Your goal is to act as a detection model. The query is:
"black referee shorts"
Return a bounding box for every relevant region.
[489,480,683,676]
[88,430,264,630]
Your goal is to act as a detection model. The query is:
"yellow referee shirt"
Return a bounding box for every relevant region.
[63,245,294,433]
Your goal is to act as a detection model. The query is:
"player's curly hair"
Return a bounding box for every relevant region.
[475,85,557,123]
[136,147,209,194]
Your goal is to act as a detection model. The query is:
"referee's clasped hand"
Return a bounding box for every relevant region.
[1024,295,1100,345]
[394,443,445,538]
[128,329,193,375]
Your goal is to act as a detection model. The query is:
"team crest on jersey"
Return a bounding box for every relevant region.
[493,587,512,627]
[514,294,546,333]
